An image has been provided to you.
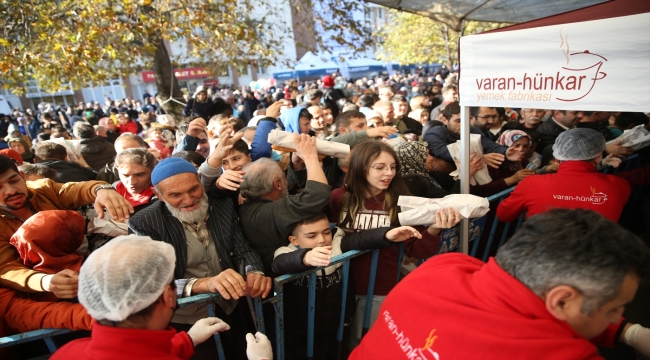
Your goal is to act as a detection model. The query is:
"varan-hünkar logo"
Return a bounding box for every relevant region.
[474,28,607,103]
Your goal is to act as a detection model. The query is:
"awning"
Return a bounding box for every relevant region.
[364,0,609,31]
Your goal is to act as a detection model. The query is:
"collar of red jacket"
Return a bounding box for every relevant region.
[557,160,598,173]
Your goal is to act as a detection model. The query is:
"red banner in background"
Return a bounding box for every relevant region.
[141,67,210,83]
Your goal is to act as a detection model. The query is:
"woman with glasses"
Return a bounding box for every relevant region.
[329,139,461,349]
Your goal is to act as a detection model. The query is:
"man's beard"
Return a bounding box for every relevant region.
[1,193,28,211]
[167,193,209,224]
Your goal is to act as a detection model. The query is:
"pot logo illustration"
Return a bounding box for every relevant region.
[557,29,608,102]
[590,186,607,205]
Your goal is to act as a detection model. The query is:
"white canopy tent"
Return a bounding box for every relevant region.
[455,0,650,252]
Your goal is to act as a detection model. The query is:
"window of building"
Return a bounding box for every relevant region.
[238,63,249,76]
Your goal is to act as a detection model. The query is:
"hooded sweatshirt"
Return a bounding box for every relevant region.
[250,108,306,161]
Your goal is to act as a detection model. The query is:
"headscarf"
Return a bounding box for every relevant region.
[408,109,425,122]
[393,141,442,188]
[8,137,33,162]
[10,210,85,274]
[497,130,531,148]
[394,141,428,177]
[497,130,531,171]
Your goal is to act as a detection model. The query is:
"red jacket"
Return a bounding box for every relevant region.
[350,253,621,360]
[117,121,139,135]
[330,187,441,296]
[51,322,194,360]
[497,161,631,222]
[0,288,92,359]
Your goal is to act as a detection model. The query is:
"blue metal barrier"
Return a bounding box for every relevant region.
[2,152,645,358]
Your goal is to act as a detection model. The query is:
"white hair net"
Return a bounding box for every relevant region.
[553,128,605,161]
[78,235,176,322]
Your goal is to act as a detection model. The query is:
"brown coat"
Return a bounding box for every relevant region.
[0,178,102,292]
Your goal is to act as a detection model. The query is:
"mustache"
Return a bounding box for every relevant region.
[5,193,26,202]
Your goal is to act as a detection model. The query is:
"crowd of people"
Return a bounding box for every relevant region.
[0,68,649,360]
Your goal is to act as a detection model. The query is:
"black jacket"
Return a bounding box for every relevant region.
[537,119,567,151]
[271,227,391,358]
[80,137,116,171]
[40,160,97,183]
[183,98,215,119]
[128,196,264,279]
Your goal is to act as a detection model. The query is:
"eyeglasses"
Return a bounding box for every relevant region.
[477,115,499,120]
[370,164,401,173]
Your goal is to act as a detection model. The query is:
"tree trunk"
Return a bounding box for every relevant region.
[151,34,184,125]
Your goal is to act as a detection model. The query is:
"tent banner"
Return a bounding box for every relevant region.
[459,13,650,112]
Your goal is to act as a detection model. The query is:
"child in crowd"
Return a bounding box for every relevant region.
[330,139,461,349]
[146,126,171,159]
[272,213,422,360]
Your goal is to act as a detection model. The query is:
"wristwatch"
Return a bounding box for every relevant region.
[93,184,115,196]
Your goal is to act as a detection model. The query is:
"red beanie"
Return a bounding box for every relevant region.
[322,75,334,88]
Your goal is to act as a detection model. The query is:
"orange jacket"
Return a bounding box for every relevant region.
[0,287,92,359]
[0,178,103,292]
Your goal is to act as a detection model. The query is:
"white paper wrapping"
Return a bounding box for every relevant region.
[607,125,650,152]
[397,194,490,226]
[267,129,350,159]
[447,134,492,185]
[87,212,128,237]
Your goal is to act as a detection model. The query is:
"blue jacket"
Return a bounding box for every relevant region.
[250,108,306,161]
[423,125,507,163]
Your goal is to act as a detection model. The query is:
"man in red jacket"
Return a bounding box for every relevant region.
[350,209,650,359]
[497,128,631,222]
[51,235,230,360]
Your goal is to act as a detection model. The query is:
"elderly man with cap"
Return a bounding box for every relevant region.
[50,235,234,360]
[128,157,270,360]
[497,128,631,223]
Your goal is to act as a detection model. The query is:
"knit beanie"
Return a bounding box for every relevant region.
[151,158,197,186]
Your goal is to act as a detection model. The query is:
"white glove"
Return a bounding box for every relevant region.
[246,332,273,360]
[623,323,650,357]
[187,317,230,346]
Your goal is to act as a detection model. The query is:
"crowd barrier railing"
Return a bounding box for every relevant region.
[1,152,645,358]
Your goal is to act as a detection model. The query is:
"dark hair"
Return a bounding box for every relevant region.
[172,150,205,166]
[335,110,366,130]
[358,94,375,108]
[298,108,313,121]
[469,106,496,118]
[19,163,57,179]
[441,101,460,121]
[292,213,330,236]
[37,133,51,142]
[35,142,67,161]
[496,209,650,314]
[230,139,250,156]
[340,139,410,227]
[615,112,648,129]
[0,155,19,175]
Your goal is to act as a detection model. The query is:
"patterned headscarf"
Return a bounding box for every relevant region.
[394,141,428,177]
[497,130,531,148]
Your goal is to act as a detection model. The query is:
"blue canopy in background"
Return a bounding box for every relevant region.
[272,51,443,80]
